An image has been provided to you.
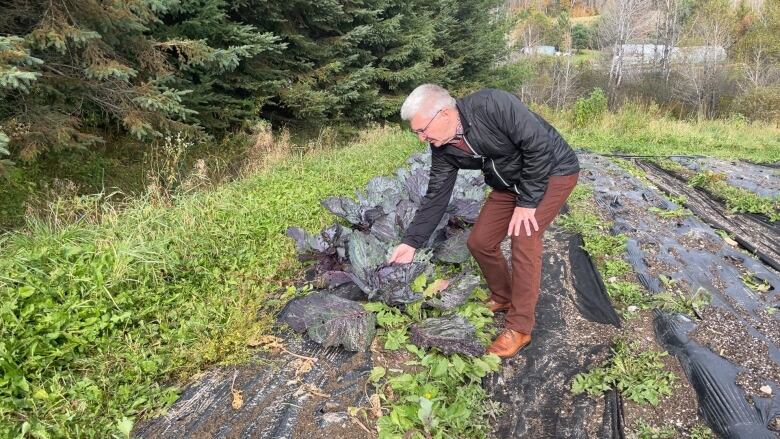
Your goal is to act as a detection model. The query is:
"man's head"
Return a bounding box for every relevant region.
[400,84,460,147]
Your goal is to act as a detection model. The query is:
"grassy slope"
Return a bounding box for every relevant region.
[0,127,423,437]
[545,105,780,163]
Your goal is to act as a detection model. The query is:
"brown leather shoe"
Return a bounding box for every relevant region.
[485,299,511,313]
[486,329,532,358]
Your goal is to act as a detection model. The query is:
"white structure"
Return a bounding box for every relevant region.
[615,44,727,67]
[520,45,556,56]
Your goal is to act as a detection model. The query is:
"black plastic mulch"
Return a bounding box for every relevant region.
[484,226,623,439]
[580,153,780,438]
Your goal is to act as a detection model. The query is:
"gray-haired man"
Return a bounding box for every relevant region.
[388,84,580,358]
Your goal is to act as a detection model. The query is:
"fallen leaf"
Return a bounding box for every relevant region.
[384,384,394,401]
[291,357,315,380]
[248,335,284,353]
[369,393,382,418]
[231,389,243,410]
[294,383,330,398]
[424,278,451,297]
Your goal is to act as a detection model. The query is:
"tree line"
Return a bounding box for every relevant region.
[0,0,507,171]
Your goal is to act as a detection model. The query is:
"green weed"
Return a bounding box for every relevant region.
[365,271,501,438]
[635,419,676,439]
[649,206,692,219]
[741,273,772,293]
[602,259,632,278]
[610,157,650,184]
[606,281,652,317]
[688,424,714,439]
[654,275,711,318]
[689,171,780,221]
[571,339,677,406]
[583,233,628,260]
[372,348,501,439]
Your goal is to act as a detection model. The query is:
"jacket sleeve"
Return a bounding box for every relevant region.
[490,90,552,208]
[401,146,459,249]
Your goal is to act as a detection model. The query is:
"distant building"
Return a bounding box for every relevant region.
[520,45,557,56]
[615,44,727,67]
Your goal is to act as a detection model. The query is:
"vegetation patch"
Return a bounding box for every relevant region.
[362,273,502,438]
[0,128,422,437]
[571,339,678,406]
[653,160,780,222]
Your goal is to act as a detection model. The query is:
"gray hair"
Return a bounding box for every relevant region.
[400,84,456,121]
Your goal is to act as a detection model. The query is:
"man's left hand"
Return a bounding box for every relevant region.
[508,207,538,237]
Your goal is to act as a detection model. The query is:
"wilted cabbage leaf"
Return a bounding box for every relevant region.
[433,228,472,264]
[425,274,481,311]
[286,224,351,273]
[279,291,376,351]
[409,315,485,356]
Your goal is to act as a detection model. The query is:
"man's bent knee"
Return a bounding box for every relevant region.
[466,234,490,255]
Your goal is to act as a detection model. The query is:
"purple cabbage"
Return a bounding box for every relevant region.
[409,315,485,357]
[279,292,376,351]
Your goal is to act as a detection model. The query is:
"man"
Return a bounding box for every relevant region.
[388,84,580,358]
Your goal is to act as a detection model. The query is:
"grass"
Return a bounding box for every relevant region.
[0,126,424,437]
[540,103,780,163]
[652,159,780,221]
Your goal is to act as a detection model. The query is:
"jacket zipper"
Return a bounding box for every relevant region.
[490,159,511,187]
[464,134,519,194]
[463,135,483,162]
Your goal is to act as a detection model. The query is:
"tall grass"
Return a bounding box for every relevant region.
[540,102,780,163]
[0,126,423,437]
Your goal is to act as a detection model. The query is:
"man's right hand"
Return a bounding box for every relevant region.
[388,243,416,264]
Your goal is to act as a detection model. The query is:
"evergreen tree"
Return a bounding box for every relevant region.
[0,0,275,163]
[1,0,507,166]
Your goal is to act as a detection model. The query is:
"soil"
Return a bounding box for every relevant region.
[675,229,723,254]
[619,312,708,437]
[292,350,376,439]
[689,306,780,403]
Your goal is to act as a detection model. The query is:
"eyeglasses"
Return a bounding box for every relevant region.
[411,109,443,137]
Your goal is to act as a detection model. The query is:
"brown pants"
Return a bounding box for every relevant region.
[466,173,579,334]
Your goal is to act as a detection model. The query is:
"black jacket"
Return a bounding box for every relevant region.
[401,88,579,249]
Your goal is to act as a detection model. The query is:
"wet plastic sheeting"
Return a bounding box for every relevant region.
[579,153,780,438]
[668,156,780,198]
[485,227,624,439]
[655,311,778,439]
[134,331,372,438]
[569,234,622,327]
[639,160,780,272]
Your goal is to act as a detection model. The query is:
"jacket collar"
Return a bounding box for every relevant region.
[455,99,472,133]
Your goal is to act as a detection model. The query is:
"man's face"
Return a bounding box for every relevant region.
[409,106,457,147]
